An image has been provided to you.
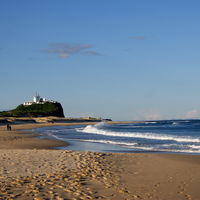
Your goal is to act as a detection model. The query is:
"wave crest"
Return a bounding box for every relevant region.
[76,124,200,143]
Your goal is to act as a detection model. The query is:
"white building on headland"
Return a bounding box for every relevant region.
[23,93,57,106]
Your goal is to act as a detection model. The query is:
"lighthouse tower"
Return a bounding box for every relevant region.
[33,93,41,103]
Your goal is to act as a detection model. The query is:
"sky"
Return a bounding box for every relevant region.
[1,0,200,121]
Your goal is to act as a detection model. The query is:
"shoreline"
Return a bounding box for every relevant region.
[1,122,200,155]
[0,122,99,150]
[0,121,142,151]
[1,123,200,199]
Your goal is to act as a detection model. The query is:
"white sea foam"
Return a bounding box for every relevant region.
[130,146,200,153]
[41,126,200,153]
[76,124,200,143]
[128,146,155,151]
[45,132,64,140]
[73,139,200,152]
[94,122,108,127]
[160,148,200,153]
[188,145,200,149]
[128,143,200,153]
[77,139,137,146]
[144,122,157,124]
[79,139,200,153]
[172,122,179,125]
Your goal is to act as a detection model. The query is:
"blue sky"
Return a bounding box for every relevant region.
[1,0,200,120]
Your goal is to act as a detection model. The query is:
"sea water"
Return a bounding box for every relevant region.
[35,120,200,154]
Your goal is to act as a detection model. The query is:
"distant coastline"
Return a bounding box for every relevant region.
[0,116,112,126]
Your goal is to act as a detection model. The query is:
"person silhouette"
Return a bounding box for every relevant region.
[7,124,11,131]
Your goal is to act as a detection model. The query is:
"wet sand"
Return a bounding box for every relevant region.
[0,123,200,200]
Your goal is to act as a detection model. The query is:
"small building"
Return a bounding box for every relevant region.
[23,101,33,106]
[23,94,57,106]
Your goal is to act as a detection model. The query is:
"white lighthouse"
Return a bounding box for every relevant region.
[33,93,41,103]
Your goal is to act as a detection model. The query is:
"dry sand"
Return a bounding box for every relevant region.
[0,123,200,200]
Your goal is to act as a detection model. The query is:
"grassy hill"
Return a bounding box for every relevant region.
[0,102,64,117]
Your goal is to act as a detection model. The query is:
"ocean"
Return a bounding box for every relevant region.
[35,120,200,154]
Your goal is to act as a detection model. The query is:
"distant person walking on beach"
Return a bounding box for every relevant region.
[7,124,11,131]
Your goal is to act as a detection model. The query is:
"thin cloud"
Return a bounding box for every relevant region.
[82,50,101,56]
[43,43,100,58]
[129,36,146,40]
[144,113,161,120]
[185,110,199,119]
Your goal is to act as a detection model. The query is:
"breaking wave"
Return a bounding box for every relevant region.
[36,120,200,154]
[76,123,200,143]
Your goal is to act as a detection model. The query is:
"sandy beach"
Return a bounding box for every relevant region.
[0,123,200,200]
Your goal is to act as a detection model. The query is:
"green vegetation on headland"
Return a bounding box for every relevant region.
[0,102,112,123]
[0,102,64,117]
